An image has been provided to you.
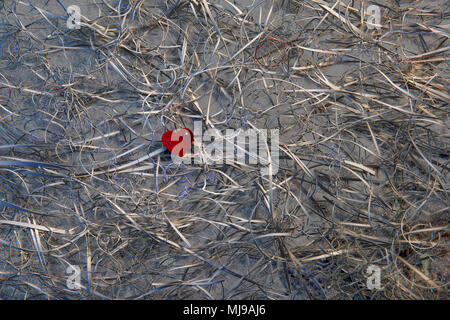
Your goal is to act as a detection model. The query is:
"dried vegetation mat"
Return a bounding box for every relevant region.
[0,0,448,299]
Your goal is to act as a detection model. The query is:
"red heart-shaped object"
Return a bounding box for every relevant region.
[161,128,193,157]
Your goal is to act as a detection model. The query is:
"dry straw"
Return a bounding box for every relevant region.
[0,0,448,299]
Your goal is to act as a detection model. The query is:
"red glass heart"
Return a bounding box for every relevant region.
[161,128,193,157]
